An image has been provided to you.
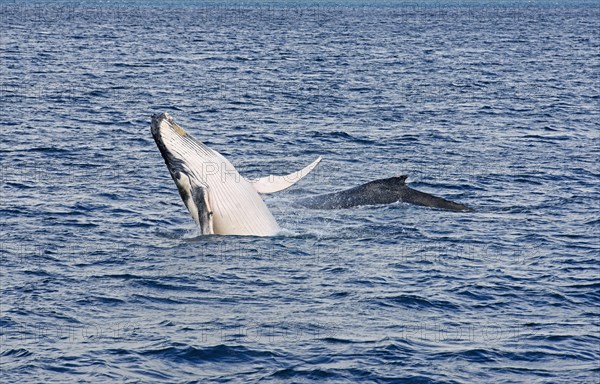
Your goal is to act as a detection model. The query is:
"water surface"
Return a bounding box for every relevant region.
[1,1,599,383]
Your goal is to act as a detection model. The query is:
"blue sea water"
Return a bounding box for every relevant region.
[1,1,599,383]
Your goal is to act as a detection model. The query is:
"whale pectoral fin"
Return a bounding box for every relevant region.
[190,183,214,235]
[247,156,322,194]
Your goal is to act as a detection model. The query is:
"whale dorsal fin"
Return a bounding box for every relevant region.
[248,156,322,194]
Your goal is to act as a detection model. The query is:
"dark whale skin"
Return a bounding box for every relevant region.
[297,175,472,212]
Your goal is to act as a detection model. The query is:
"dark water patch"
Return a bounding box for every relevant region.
[135,279,203,292]
[270,367,341,381]
[375,295,461,311]
[435,348,502,363]
[0,348,33,358]
[140,344,279,364]
[92,273,144,280]
[76,296,126,306]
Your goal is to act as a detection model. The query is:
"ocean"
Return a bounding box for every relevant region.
[1,1,599,382]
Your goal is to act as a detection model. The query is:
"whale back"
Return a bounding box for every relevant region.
[297,174,471,212]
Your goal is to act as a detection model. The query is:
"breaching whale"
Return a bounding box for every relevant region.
[150,112,321,236]
[151,113,472,236]
[296,175,472,212]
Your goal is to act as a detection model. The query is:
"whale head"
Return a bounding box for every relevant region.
[150,112,215,233]
[150,112,198,182]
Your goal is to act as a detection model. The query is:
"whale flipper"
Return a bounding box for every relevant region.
[176,173,214,235]
[248,156,322,194]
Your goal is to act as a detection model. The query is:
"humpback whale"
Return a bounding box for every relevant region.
[296,175,472,212]
[151,112,321,236]
[151,112,472,236]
